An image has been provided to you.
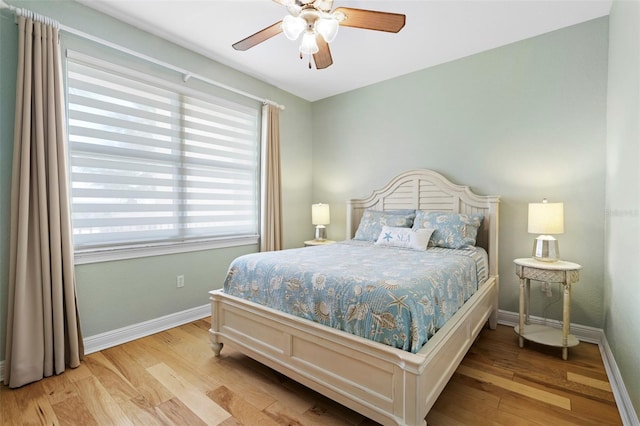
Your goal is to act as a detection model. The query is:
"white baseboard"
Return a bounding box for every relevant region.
[83,304,210,355]
[599,334,640,426]
[497,309,602,343]
[498,309,639,426]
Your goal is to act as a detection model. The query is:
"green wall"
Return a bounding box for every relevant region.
[605,0,640,419]
[311,18,609,329]
[0,1,313,353]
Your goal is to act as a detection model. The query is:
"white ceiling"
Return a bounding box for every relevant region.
[76,0,612,102]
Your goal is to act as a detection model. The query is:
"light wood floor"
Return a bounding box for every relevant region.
[0,320,622,425]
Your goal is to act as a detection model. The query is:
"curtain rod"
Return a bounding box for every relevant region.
[0,0,285,110]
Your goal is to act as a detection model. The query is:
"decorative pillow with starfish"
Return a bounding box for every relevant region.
[374,226,434,251]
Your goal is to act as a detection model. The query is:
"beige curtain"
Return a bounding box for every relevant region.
[260,104,283,252]
[4,16,83,388]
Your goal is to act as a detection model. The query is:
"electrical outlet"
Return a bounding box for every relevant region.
[541,282,552,297]
[176,275,185,288]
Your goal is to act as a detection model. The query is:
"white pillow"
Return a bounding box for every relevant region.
[374,226,434,251]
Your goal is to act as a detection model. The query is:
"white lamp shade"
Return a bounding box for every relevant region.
[299,31,319,54]
[312,203,330,225]
[528,201,564,234]
[282,15,306,40]
[316,17,339,42]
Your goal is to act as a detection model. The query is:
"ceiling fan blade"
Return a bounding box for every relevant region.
[333,7,406,33]
[232,21,283,51]
[313,36,333,69]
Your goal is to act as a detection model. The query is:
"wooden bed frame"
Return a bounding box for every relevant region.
[209,169,500,425]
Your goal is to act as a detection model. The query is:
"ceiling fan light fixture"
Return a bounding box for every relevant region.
[316,17,339,43]
[299,31,319,54]
[282,15,306,40]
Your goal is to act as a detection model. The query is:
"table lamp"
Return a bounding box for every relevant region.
[528,199,564,262]
[312,203,330,241]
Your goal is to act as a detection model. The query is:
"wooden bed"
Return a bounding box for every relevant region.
[209,169,500,425]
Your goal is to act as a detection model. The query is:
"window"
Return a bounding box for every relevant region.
[67,57,260,262]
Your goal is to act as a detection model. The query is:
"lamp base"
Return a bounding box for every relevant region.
[532,236,560,262]
[314,225,327,241]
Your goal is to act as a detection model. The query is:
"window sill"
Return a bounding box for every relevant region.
[74,235,259,265]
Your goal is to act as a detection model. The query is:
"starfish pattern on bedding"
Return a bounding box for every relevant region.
[387,292,410,315]
[383,232,393,242]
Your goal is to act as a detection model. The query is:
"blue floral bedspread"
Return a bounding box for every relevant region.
[223,240,488,353]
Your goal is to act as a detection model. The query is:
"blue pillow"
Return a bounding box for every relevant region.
[353,209,416,242]
[412,211,483,248]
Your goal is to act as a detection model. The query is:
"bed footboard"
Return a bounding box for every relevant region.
[209,275,497,426]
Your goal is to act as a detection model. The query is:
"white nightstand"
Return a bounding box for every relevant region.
[304,239,336,247]
[514,258,582,360]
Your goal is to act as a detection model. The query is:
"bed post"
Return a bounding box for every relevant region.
[488,198,499,329]
[346,200,354,240]
[209,292,224,356]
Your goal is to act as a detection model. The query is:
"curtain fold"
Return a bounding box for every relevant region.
[260,104,283,252]
[5,16,84,388]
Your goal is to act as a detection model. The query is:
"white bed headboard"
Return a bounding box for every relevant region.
[347,169,500,277]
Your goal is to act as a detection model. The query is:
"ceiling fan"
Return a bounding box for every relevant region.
[232,0,406,69]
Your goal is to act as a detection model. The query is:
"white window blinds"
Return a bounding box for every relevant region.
[67,59,260,251]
